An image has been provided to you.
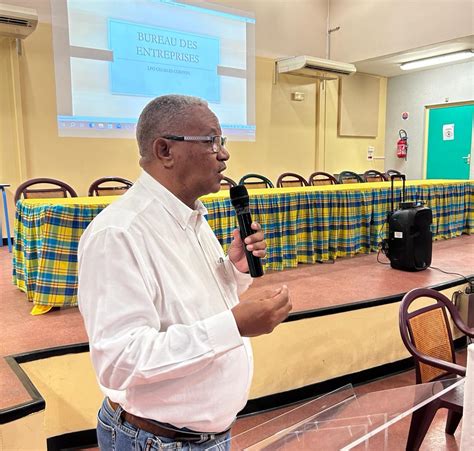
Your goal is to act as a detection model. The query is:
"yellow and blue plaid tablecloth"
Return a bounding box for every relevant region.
[12,180,474,313]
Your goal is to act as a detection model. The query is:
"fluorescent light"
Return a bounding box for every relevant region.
[400,50,474,70]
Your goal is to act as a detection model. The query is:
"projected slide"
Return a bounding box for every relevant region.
[51,0,256,140]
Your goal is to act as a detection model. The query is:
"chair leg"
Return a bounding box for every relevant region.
[406,402,439,451]
[445,410,462,435]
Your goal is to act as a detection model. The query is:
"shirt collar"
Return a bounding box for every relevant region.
[137,170,208,229]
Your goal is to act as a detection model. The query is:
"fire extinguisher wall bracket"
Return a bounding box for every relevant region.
[397,129,408,160]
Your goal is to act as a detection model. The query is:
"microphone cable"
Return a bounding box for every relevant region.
[376,221,390,265]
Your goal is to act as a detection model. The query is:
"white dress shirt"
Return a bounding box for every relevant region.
[78,170,253,432]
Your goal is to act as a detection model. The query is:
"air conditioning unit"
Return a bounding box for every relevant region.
[276,55,356,80]
[0,3,38,39]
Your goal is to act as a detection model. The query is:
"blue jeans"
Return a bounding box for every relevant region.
[97,398,231,451]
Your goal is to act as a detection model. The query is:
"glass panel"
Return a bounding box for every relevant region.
[208,377,464,451]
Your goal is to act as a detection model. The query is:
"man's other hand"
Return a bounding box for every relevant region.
[231,285,292,337]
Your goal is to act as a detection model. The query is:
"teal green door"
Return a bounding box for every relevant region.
[426,104,473,179]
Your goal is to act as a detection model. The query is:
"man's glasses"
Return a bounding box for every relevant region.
[162,135,227,154]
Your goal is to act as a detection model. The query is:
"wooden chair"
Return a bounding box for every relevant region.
[338,171,364,184]
[363,170,388,182]
[239,173,274,189]
[14,178,78,203]
[308,171,339,186]
[220,176,237,190]
[385,169,404,181]
[399,287,474,450]
[276,172,309,188]
[88,177,133,196]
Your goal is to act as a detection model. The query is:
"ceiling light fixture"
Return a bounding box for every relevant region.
[400,50,474,71]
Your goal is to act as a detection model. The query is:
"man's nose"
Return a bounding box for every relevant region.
[218,146,230,161]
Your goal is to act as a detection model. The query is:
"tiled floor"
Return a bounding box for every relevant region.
[1,234,472,449]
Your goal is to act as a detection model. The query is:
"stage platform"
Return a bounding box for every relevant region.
[1,235,472,447]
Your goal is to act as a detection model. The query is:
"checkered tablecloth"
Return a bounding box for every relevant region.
[12,180,474,312]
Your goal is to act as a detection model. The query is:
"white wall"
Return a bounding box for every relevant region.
[384,60,474,179]
[329,0,474,62]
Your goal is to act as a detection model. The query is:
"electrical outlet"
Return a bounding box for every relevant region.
[367,146,375,161]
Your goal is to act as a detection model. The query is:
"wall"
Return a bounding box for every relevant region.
[0,25,323,231]
[329,0,474,63]
[1,0,391,237]
[213,0,328,59]
[322,75,387,174]
[384,60,474,179]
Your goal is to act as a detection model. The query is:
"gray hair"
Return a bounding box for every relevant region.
[136,94,208,160]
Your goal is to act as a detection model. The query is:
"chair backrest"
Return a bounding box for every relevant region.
[338,171,364,184]
[220,176,237,190]
[363,170,388,182]
[399,288,473,383]
[14,178,78,203]
[276,172,309,188]
[308,171,339,186]
[88,177,133,196]
[385,169,404,181]
[239,173,274,189]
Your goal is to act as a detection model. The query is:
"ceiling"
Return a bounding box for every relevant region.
[354,35,474,77]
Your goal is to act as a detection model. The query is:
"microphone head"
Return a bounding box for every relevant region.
[230,185,249,208]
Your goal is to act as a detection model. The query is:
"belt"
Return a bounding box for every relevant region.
[108,400,230,442]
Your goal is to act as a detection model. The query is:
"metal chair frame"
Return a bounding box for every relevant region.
[308,171,339,186]
[220,176,237,190]
[363,170,388,182]
[88,177,133,196]
[385,169,404,181]
[14,178,78,203]
[338,171,364,184]
[238,173,274,189]
[276,172,309,188]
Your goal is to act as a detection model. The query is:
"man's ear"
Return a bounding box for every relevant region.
[152,138,174,168]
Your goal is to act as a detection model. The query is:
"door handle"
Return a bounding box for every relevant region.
[462,155,471,164]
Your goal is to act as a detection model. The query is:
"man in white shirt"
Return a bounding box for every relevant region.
[78,94,291,450]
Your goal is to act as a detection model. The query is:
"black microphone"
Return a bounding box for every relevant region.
[229,185,264,278]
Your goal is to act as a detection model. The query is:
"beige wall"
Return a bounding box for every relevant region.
[322,75,387,174]
[1,20,387,236]
[0,411,46,450]
[329,0,474,63]
[215,0,328,58]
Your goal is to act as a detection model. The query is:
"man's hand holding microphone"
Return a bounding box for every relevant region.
[228,186,292,337]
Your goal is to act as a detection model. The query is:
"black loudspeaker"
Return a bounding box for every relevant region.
[385,176,433,272]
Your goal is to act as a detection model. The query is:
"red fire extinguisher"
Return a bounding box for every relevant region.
[397,129,408,160]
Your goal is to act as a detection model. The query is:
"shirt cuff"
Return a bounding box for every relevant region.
[204,310,243,355]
